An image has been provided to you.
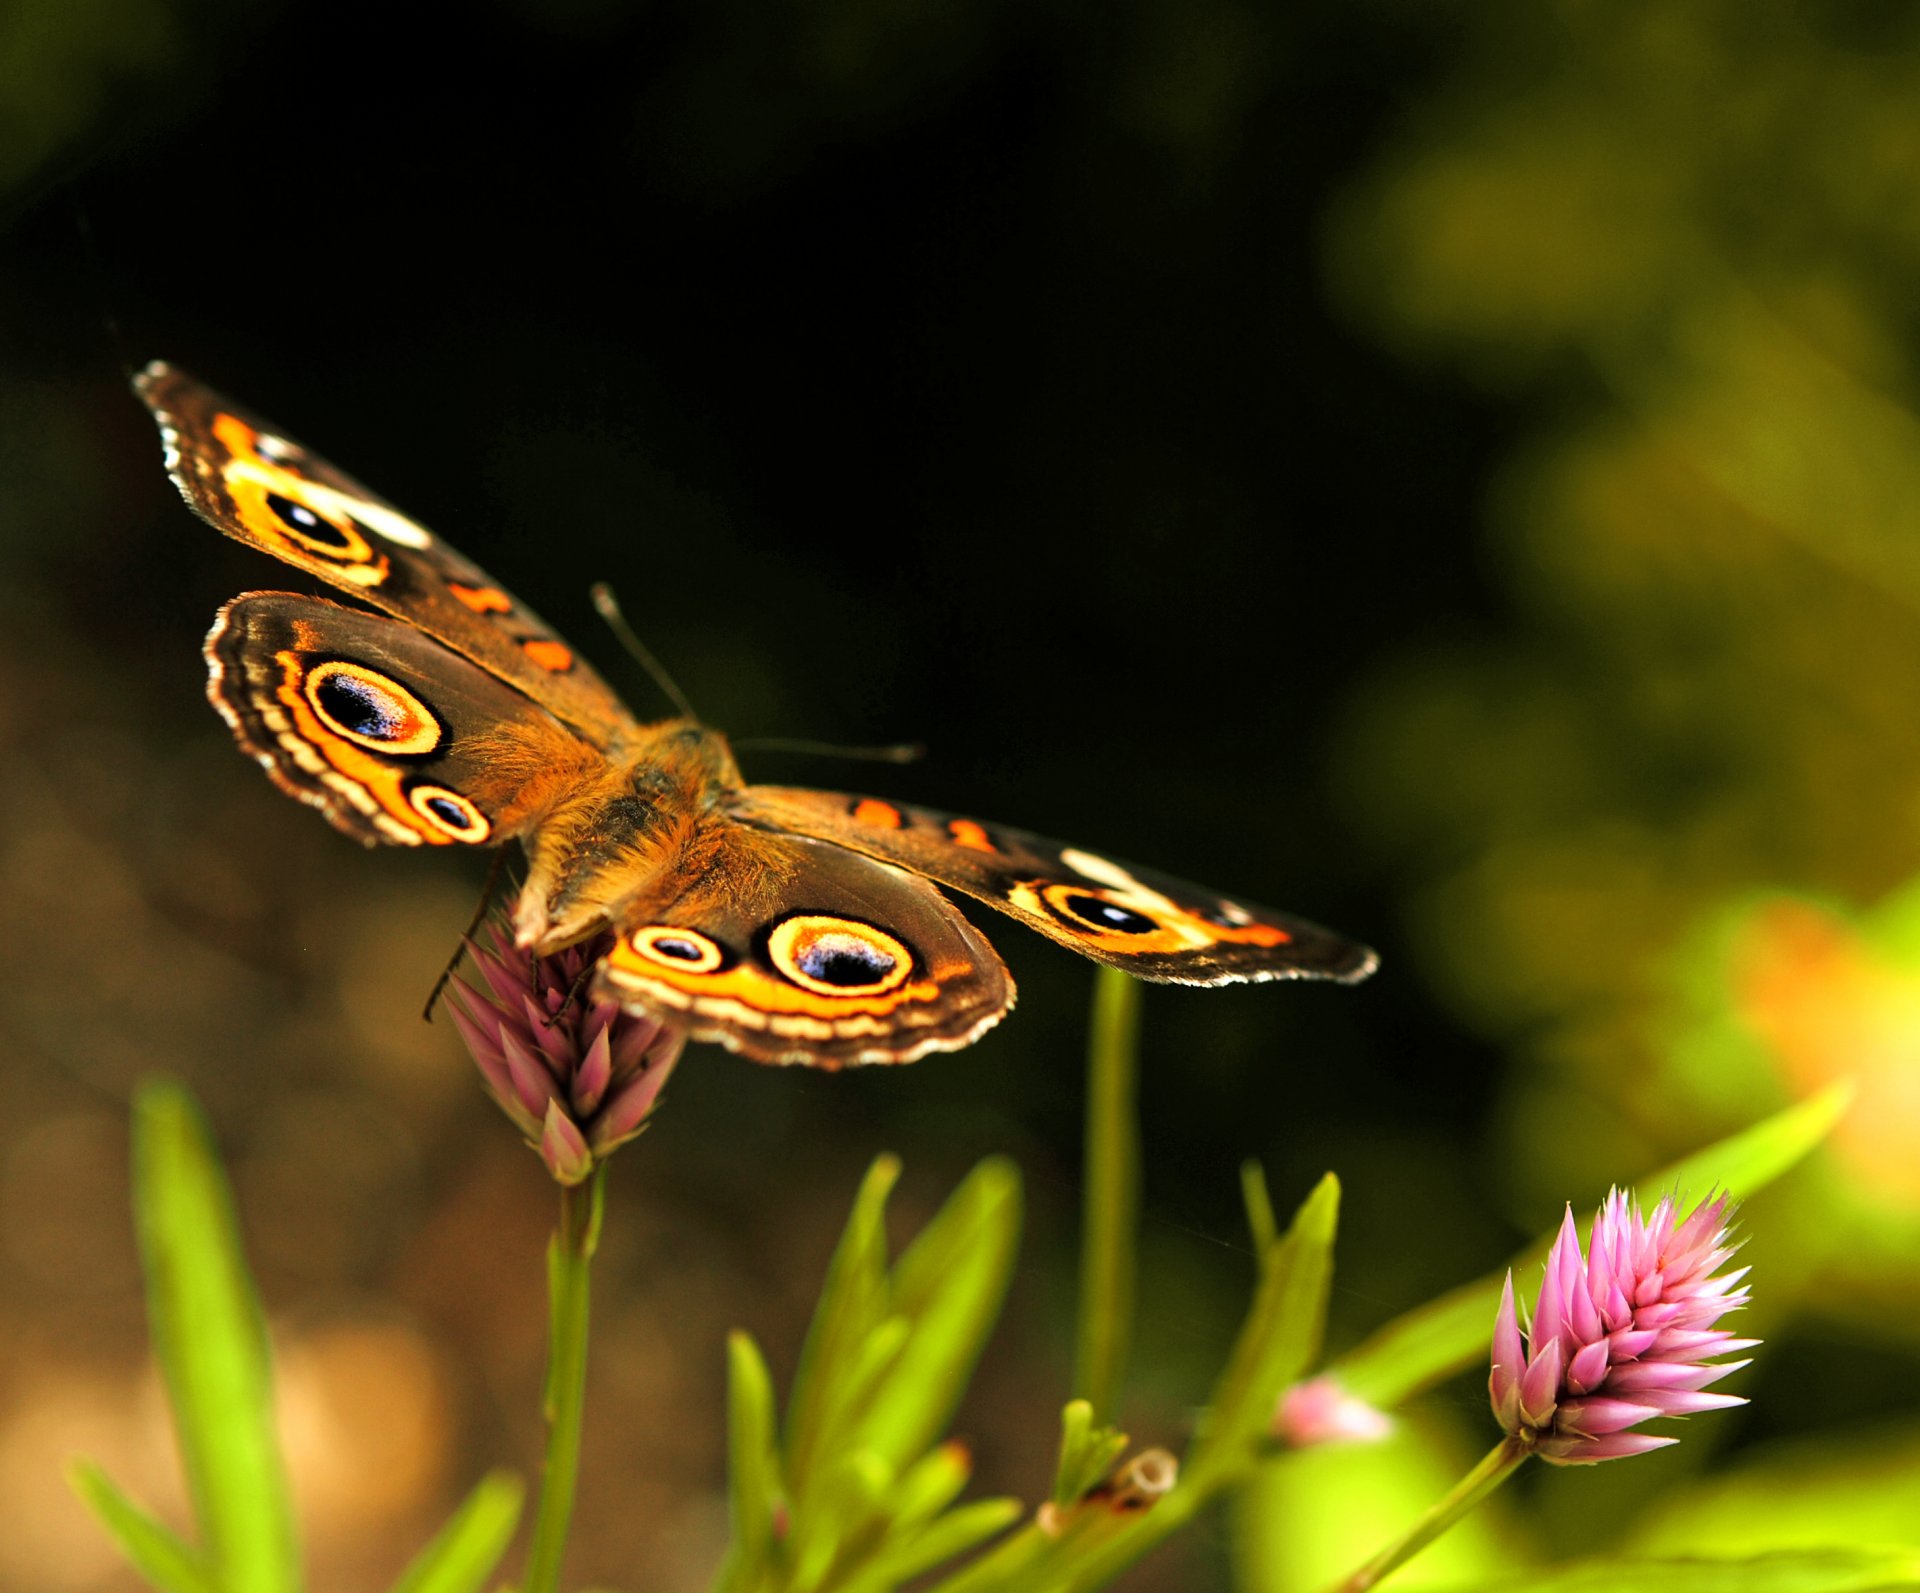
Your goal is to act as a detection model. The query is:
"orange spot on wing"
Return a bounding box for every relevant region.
[854,799,903,828]
[947,819,996,853]
[449,582,512,614]
[522,638,574,672]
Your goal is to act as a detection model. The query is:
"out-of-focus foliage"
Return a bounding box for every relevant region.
[76,1083,522,1593]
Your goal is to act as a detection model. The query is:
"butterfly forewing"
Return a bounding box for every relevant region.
[139,362,637,748]
[729,787,1378,986]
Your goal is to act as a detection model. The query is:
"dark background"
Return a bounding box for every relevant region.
[6,2,1918,1589]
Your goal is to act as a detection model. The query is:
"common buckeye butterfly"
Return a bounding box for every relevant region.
[138,363,1375,1066]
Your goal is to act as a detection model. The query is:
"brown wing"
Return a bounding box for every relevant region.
[594,824,1013,1067]
[728,787,1377,986]
[208,593,608,847]
[137,362,636,748]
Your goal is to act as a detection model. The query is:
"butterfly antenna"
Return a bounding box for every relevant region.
[421,846,513,1022]
[590,581,701,722]
[732,736,927,764]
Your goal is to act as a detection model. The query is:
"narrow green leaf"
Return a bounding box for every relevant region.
[716,1332,781,1590]
[786,1156,900,1496]
[134,1080,299,1593]
[1187,1173,1340,1488]
[1076,968,1141,1423]
[1434,1547,1920,1592]
[68,1462,217,1593]
[1240,1162,1277,1256]
[854,1158,1021,1467]
[887,1442,975,1533]
[384,1472,523,1593]
[1333,1084,1851,1407]
[839,1498,1027,1593]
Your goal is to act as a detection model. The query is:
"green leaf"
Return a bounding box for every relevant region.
[1333,1084,1849,1408]
[838,1498,1027,1593]
[68,1462,217,1593]
[1187,1173,1341,1488]
[1075,968,1141,1423]
[786,1156,901,1496]
[854,1158,1022,1468]
[384,1472,523,1593]
[134,1080,300,1593]
[1433,1548,1920,1592]
[719,1331,783,1589]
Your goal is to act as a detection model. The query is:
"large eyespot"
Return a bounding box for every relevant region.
[766,915,913,997]
[266,491,355,551]
[406,783,491,842]
[627,925,727,973]
[1043,885,1161,936]
[304,661,443,755]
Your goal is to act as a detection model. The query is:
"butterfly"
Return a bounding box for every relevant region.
[136,362,1376,1067]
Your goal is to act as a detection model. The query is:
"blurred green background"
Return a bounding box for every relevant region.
[5,0,1920,1587]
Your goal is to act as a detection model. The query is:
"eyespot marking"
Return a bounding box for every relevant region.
[449,582,513,614]
[523,638,574,672]
[854,798,903,828]
[947,818,996,853]
[304,661,443,756]
[628,925,727,973]
[407,783,491,842]
[1047,888,1160,936]
[766,915,913,997]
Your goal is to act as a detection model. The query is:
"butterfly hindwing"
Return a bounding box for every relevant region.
[596,826,1013,1066]
[138,362,635,747]
[729,787,1377,986]
[209,592,609,848]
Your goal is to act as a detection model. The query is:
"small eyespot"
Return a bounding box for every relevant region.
[406,783,491,842]
[766,915,913,997]
[1048,888,1160,936]
[304,661,443,756]
[267,491,352,550]
[628,925,726,973]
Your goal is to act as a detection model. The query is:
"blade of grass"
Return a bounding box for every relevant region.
[68,1462,217,1593]
[1075,969,1141,1425]
[1333,1083,1851,1407]
[385,1472,523,1593]
[134,1080,299,1593]
[715,1331,781,1593]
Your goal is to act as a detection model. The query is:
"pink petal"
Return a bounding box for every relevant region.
[1540,1432,1678,1465]
[1606,1358,1752,1393]
[1641,1390,1748,1418]
[573,1023,612,1115]
[501,1030,562,1118]
[1491,1274,1525,1428]
[540,1102,594,1185]
[1554,1396,1664,1436]
[1519,1337,1564,1429]
[1565,1339,1611,1397]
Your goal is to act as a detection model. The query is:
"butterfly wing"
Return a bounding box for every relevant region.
[137,362,635,748]
[209,592,609,847]
[729,787,1377,986]
[594,823,1013,1066]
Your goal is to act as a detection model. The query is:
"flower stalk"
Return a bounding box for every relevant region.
[522,1164,606,1593]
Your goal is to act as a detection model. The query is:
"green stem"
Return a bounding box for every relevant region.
[522,1165,607,1593]
[1332,1436,1528,1593]
[1075,968,1141,1424]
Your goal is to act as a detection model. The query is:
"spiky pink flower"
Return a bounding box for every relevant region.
[449,923,685,1184]
[1489,1189,1755,1464]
